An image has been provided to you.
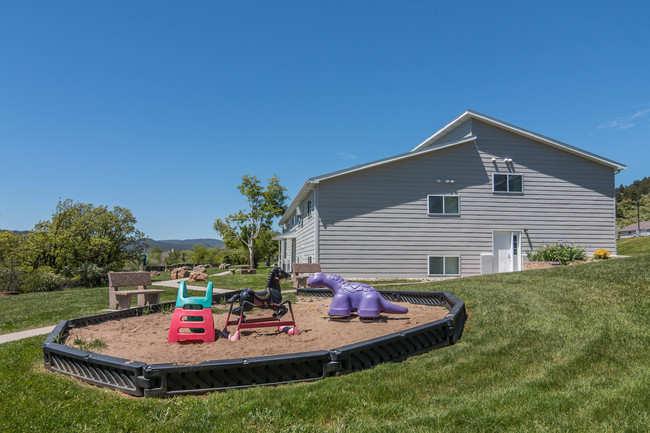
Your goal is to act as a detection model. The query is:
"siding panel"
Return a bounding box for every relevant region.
[303,119,618,278]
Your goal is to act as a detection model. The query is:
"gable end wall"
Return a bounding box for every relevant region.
[311,119,616,278]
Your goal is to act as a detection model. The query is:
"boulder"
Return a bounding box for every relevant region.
[149,271,160,277]
[193,265,208,273]
[171,267,191,279]
[188,272,208,282]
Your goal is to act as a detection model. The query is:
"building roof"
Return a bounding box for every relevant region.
[279,110,627,225]
[620,221,650,232]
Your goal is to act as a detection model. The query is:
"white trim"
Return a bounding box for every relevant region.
[313,187,320,263]
[492,231,523,273]
[427,255,461,276]
[427,194,460,215]
[492,173,525,193]
[412,110,627,171]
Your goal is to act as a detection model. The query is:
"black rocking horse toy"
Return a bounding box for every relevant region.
[222,267,299,341]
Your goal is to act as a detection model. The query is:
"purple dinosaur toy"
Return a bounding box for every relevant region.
[307,273,408,318]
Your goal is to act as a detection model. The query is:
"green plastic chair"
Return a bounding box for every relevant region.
[175,281,213,309]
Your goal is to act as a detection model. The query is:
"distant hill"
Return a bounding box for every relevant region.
[146,238,224,252]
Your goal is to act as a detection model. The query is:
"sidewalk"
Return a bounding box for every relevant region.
[0,326,56,344]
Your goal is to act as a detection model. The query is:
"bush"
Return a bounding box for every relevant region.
[22,267,68,293]
[593,248,611,260]
[222,248,249,265]
[527,240,587,265]
[75,262,107,287]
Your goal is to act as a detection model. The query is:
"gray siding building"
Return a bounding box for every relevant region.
[277,110,627,278]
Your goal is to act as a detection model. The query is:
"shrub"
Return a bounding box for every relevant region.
[22,267,68,293]
[527,240,587,265]
[222,248,249,265]
[593,248,611,260]
[75,262,107,287]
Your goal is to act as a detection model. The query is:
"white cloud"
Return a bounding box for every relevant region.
[599,107,650,130]
[337,152,357,160]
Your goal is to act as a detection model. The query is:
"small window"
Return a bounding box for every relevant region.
[296,215,302,225]
[428,195,460,215]
[493,174,523,193]
[283,240,287,259]
[428,256,460,275]
[307,200,313,215]
[307,256,312,264]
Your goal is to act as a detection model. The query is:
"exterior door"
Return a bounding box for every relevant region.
[291,239,297,270]
[494,231,521,273]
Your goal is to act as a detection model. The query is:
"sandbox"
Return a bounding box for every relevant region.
[43,289,467,397]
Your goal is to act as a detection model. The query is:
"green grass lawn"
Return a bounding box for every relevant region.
[1,256,649,432]
[618,236,650,256]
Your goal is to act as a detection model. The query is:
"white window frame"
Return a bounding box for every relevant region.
[427,194,460,215]
[427,255,461,276]
[492,173,524,193]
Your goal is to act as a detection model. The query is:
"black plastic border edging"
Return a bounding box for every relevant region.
[43,289,467,397]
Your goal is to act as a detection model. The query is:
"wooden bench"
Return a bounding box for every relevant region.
[108,271,165,310]
[291,263,322,288]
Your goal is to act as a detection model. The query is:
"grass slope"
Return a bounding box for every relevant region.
[618,236,650,256]
[0,256,648,432]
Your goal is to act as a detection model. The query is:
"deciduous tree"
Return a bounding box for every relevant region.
[214,175,288,268]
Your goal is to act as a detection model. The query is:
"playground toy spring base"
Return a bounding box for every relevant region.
[223,300,298,341]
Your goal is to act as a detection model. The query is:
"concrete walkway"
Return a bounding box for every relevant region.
[0,326,56,344]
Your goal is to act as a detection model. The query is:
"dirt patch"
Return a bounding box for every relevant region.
[67,297,449,365]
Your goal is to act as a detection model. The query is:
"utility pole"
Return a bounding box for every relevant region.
[633,200,641,237]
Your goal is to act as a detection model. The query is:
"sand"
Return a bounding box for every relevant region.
[66,297,449,365]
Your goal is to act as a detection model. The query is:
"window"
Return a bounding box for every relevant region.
[307,256,312,264]
[296,215,302,225]
[493,174,523,193]
[428,195,460,214]
[307,199,313,215]
[283,240,287,259]
[428,256,460,275]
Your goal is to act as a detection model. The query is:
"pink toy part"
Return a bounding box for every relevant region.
[278,326,300,335]
[167,307,215,343]
[228,330,241,341]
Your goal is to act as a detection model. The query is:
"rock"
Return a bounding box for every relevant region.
[193,265,208,273]
[149,271,160,277]
[188,272,208,282]
[171,267,191,279]
[219,263,231,270]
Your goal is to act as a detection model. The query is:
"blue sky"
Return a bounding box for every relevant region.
[1,1,648,240]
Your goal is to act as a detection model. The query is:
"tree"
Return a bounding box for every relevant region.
[165,250,182,266]
[256,227,280,266]
[214,174,288,268]
[192,245,211,264]
[147,247,163,266]
[23,199,146,274]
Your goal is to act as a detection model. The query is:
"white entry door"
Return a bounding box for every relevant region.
[493,231,521,273]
